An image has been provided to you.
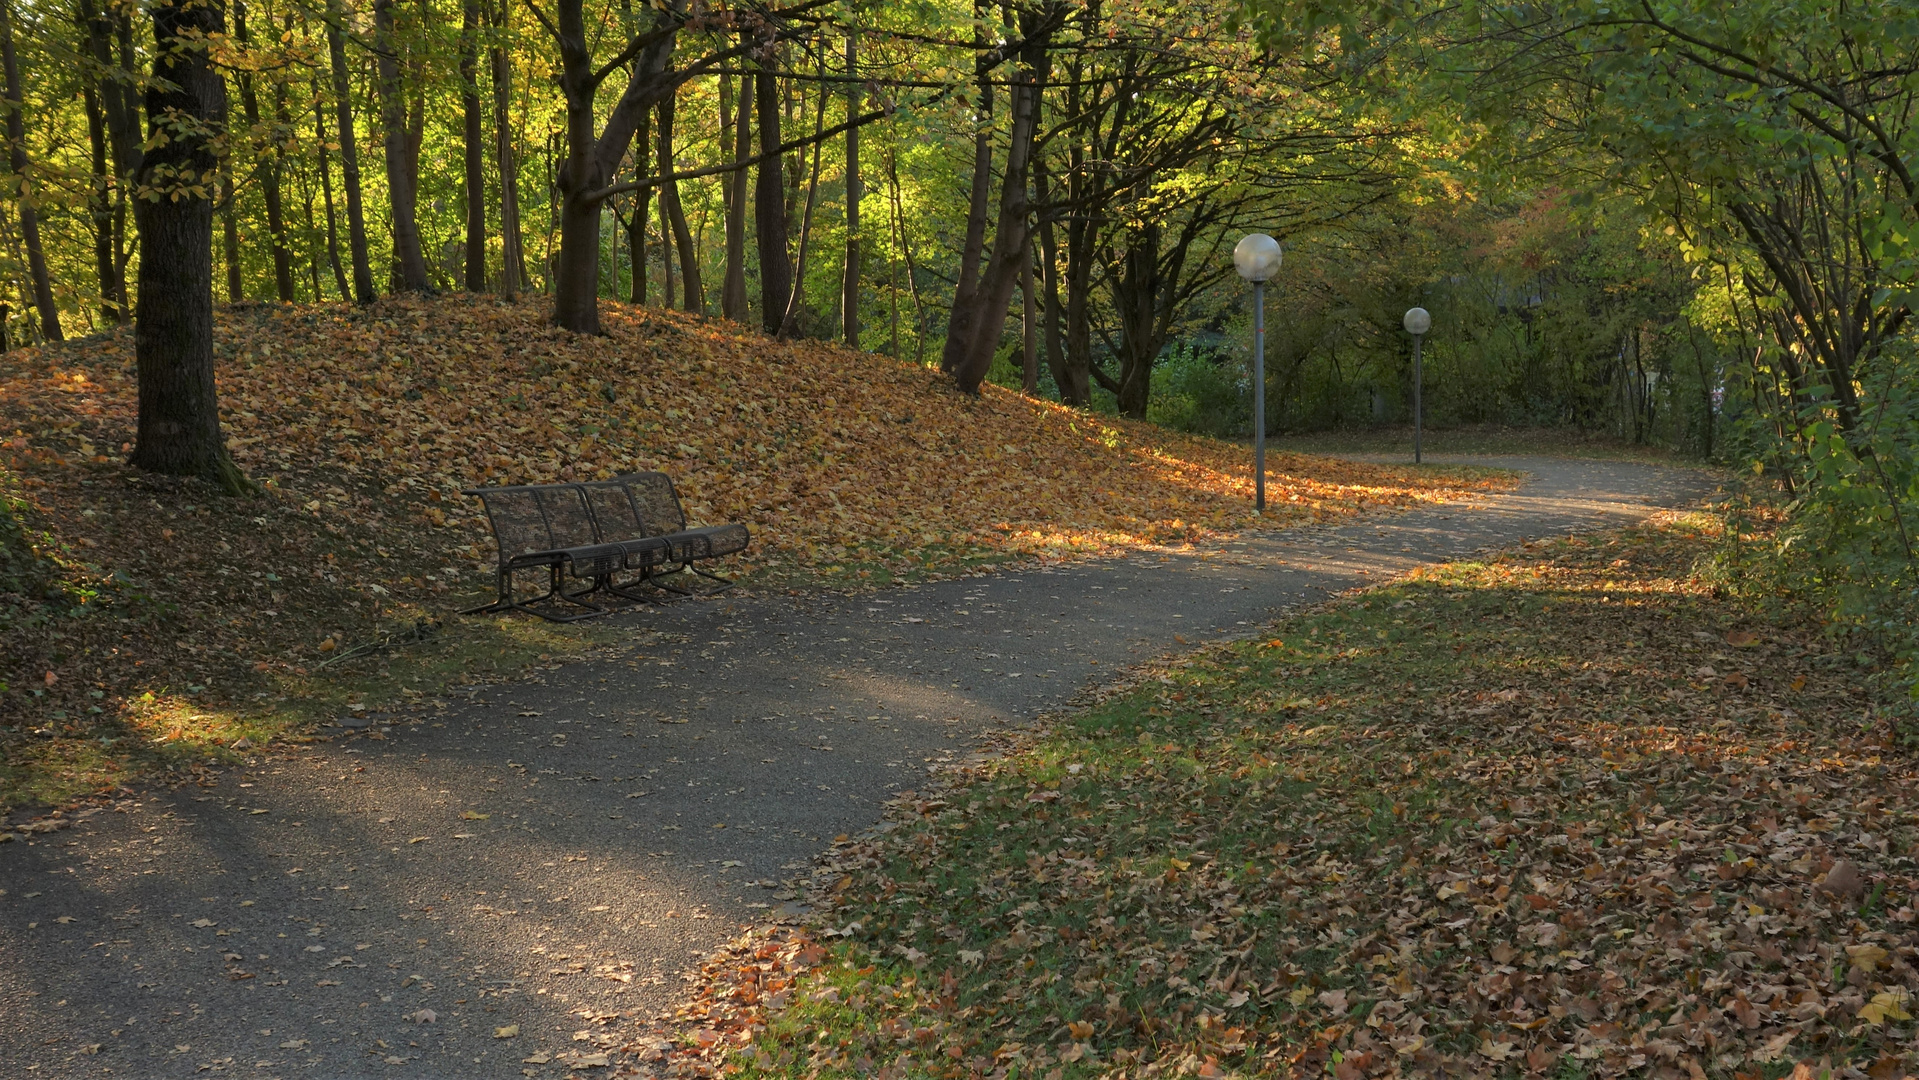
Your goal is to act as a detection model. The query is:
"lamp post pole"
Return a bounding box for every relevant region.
[1403,306,1431,465]
[1253,279,1265,512]
[1411,331,1423,464]
[1234,233,1282,514]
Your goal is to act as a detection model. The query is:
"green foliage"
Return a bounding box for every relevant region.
[1145,345,1248,438]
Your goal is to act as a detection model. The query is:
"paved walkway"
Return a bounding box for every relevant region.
[0,457,1717,1078]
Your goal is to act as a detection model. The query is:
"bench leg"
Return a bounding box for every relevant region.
[463,563,609,622]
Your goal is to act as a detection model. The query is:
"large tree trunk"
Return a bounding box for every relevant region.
[489,0,524,298]
[374,0,431,291]
[840,30,860,348]
[1,0,61,341]
[131,0,247,494]
[545,0,678,333]
[721,72,748,320]
[939,10,994,373]
[233,1,295,302]
[326,0,377,302]
[753,66,791,335]
[460,0,486,290]
[952,31,1048,394]
[655,93,701,313]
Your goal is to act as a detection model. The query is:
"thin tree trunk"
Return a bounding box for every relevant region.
[1021,234,1038,394]
[721,72,748,321]
[313,74,351,298]
[841,29,860,348]
[885,144,926,365]
[489,0,523,297]
[132,0,247,493]
[655,93,701,314]
[754,66,791,335]
[222,171,241,300]
[1034,155,1072,401]
[658,157,674,310]
[82,81,123,323]
[0,0,61,340]
[374,0,429,291]
[80,0,141,320]
[233,0,295,301]
[939,5,995,373]
[460,0,486,290]
[778,60,829,339]
[325,0,376,302]
[629,107,649,304]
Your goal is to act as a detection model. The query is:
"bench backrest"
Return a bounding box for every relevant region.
[467,484,601,561]
[578,479,647,540]
[616,472,687,536]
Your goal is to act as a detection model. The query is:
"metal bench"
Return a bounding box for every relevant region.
[461,473,749,620]
[460,482,667,622]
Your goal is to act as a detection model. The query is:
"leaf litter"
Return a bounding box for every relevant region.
[0,294,1505,810]
[659,512,1919,1080]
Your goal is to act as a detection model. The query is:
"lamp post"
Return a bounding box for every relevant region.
[1234,234,1281,512]
[1403,306,1430,464]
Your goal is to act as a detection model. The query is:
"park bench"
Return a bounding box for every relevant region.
[461,473,748,621]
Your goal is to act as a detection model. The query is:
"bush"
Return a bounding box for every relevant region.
[1147,346,1248,438]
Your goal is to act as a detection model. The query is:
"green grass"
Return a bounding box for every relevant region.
[701,515,1918,1080]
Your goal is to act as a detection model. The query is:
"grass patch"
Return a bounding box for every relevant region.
[678,514,1919,1079]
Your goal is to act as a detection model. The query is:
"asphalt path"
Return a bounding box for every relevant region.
[0,456,1718,1078]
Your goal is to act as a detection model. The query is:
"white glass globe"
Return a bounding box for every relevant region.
[1403,307,1432,335]
[1233,234,1282,282]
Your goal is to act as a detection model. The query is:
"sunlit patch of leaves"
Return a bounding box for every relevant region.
[691,514,1919,1080]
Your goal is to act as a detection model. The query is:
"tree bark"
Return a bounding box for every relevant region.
[0,0,62,340]
[131,0,247,493]
[840,30,860,348]
[655,93,701,313]
[325,0,377,302]
[374,0,430,291]
[721,71,748,320]
[234,1,295,301]
[754,65,791,335]
[939,7,994,373]
[460,0,486,290]
[489,0,524,298]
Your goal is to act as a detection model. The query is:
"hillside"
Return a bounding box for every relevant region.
[0,294,1506,808]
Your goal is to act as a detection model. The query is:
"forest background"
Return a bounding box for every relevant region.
[0,0,1915,690]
